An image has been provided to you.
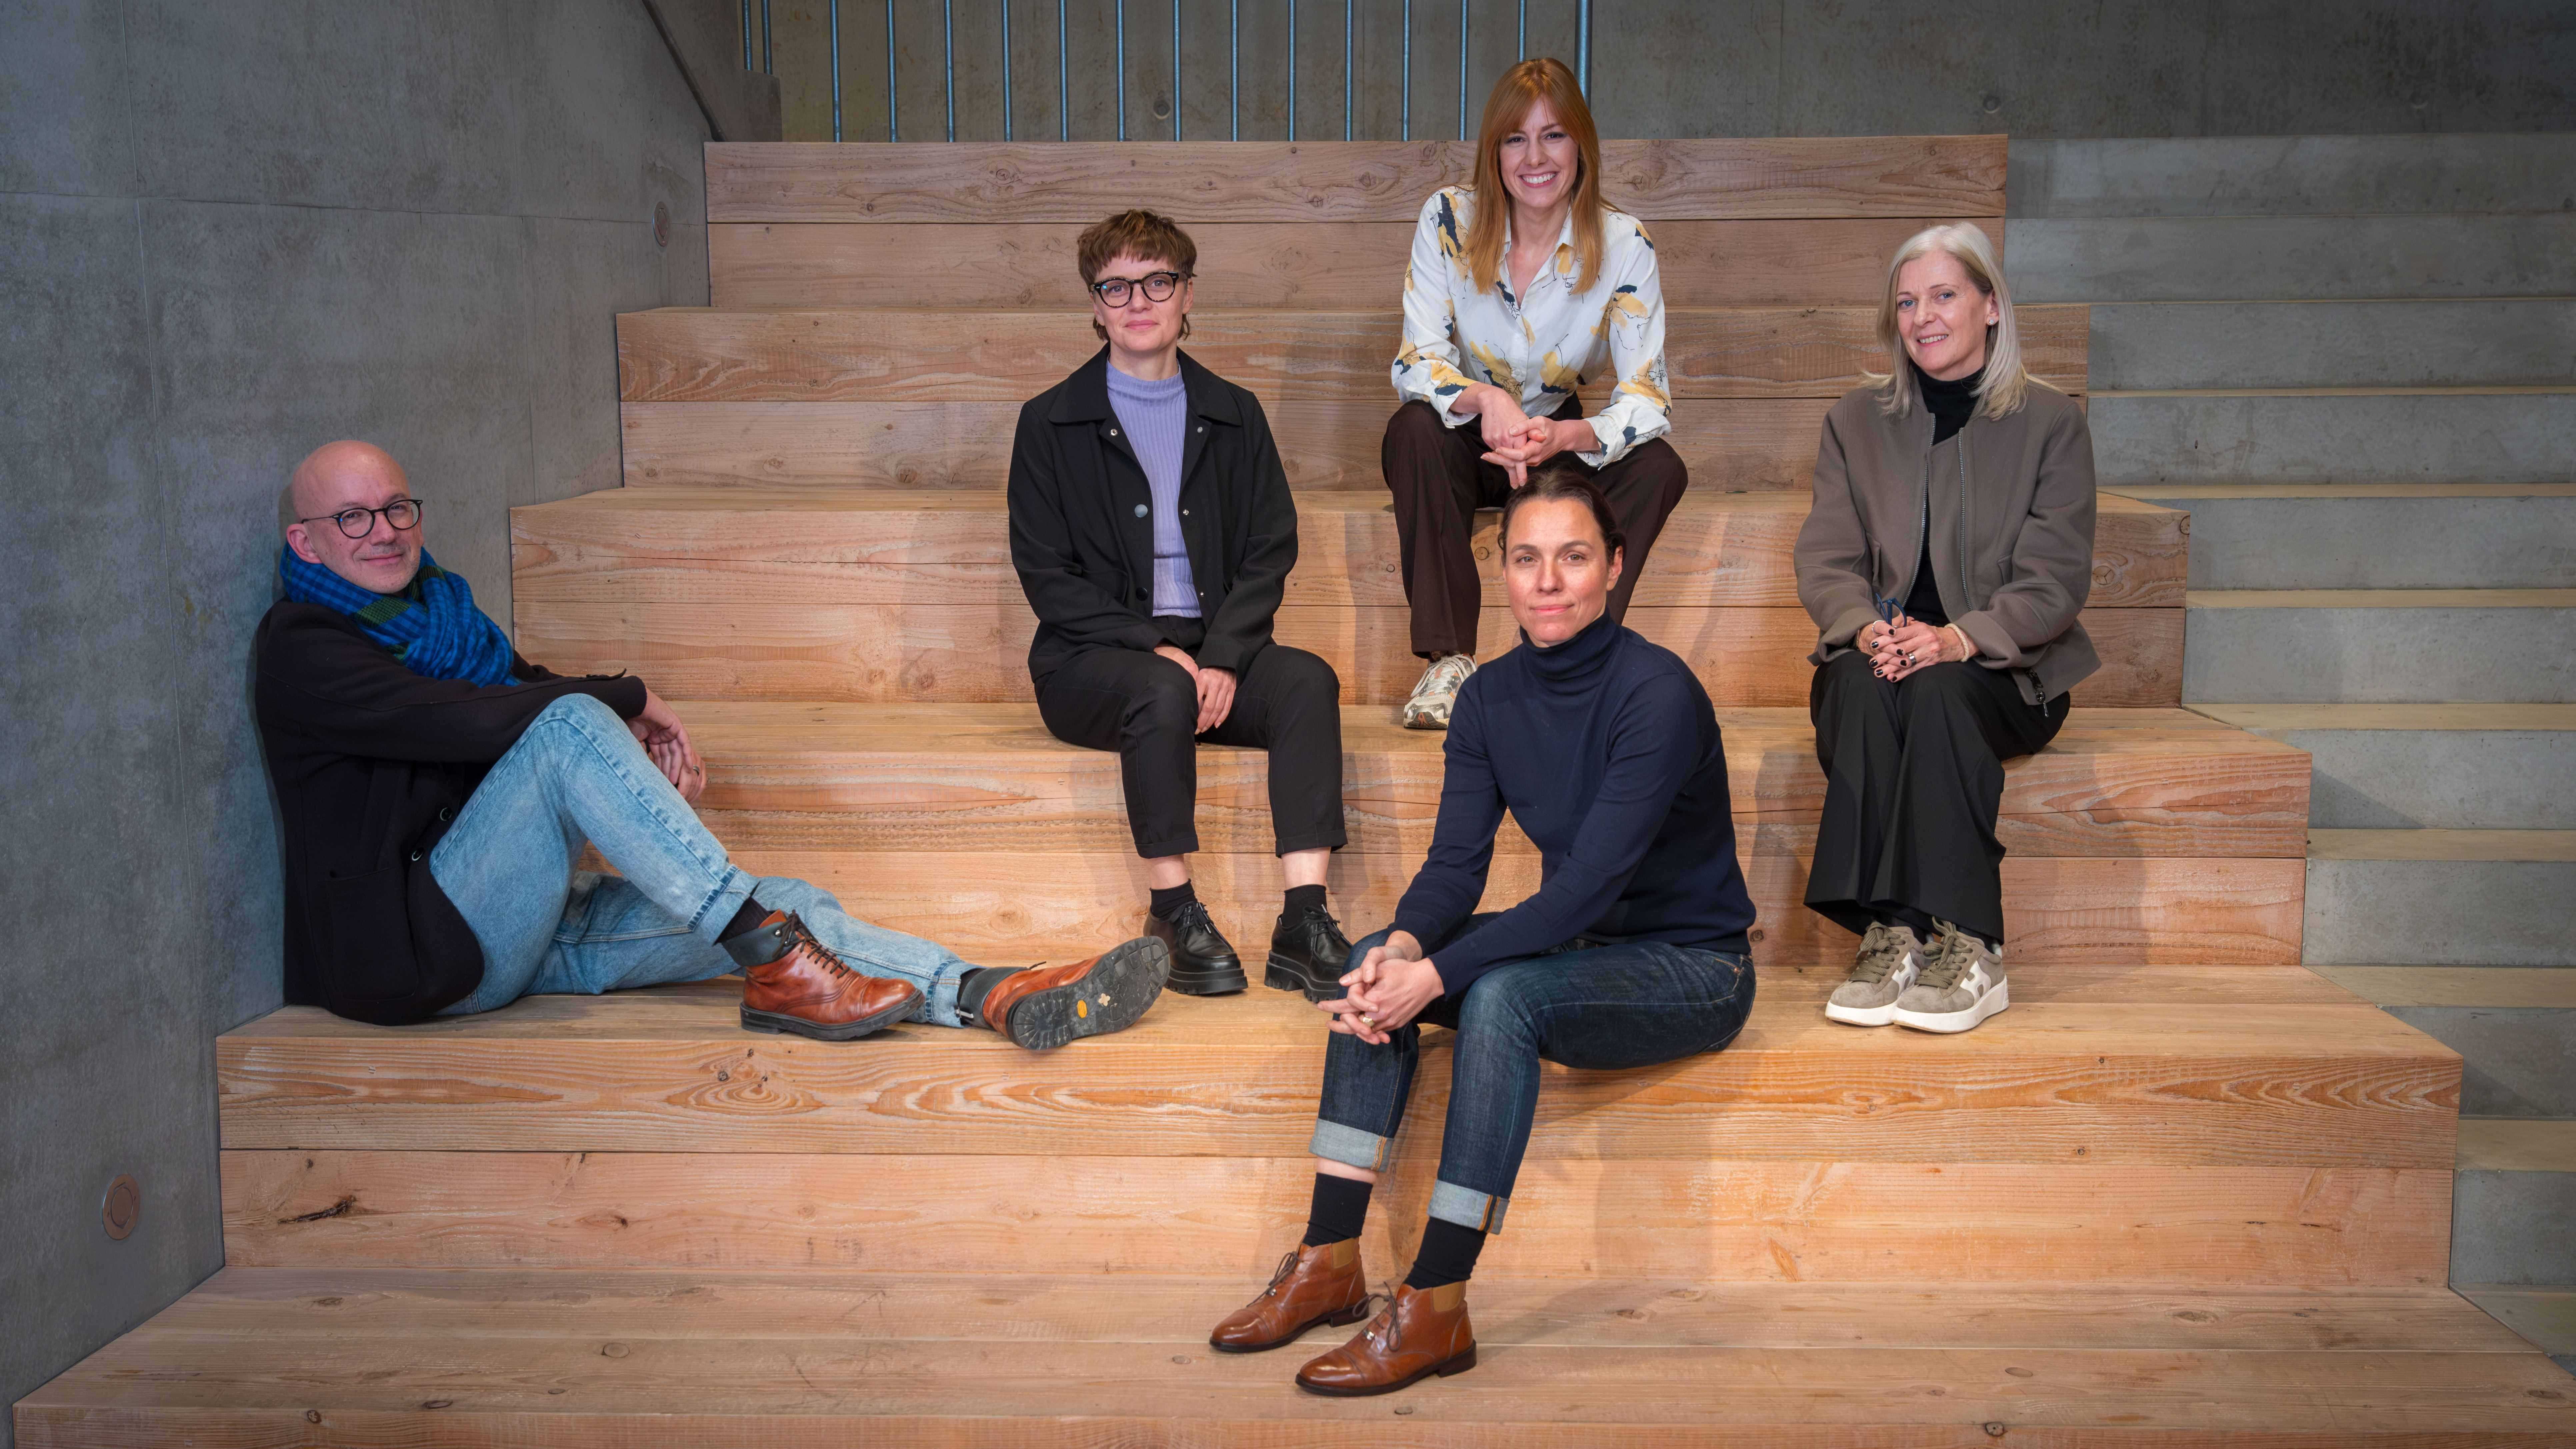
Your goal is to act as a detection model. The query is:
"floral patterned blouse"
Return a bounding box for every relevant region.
[1390,185,1672,466]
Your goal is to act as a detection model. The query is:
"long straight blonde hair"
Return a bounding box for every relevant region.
[1869,222,2053,420]
[1462,58,1607,295]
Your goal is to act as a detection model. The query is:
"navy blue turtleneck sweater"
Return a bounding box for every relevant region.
[1391,614,1756,995]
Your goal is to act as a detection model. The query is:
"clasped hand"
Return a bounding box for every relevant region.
[1153,645,1237,733]
[631,687,706,803]
[1318,929,1445,1045]
[1861,613,1970,683]
[1469,387,1589,487]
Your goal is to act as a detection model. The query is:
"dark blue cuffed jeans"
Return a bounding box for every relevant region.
[1310,914,1755,1233]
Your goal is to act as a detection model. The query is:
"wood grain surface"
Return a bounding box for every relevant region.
[704,137,2010,224]
[615,305,2090,403]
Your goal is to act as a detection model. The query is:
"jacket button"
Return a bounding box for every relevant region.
[438,806,455,822]
[1133,503,1148,518]
[409,849,424,862]
[1108,427,1120,437]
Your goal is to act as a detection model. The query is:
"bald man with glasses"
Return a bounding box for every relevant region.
[254,439,1170,1045]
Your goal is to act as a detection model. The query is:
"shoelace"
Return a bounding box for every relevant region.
[777,913,855,978]
[1915,922,1980,991]
[1260,1248,1300,1298]
[1847,925,1907,984]
[1172,900,1223,936]
[1416,655,1472,696]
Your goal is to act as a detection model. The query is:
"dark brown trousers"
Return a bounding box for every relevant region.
[1380,399,1689,659]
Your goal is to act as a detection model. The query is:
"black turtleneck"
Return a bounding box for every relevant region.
[1901,362,1983,626]
[1391,613,1756,995]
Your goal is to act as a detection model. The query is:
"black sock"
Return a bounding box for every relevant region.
[1281,883,1327,923]
[1149,881,1198,920]
[1303,1173,1373,1248]
[1403,1217,1488,1291]
[718,896,772,943]
[957,965,1020,1024]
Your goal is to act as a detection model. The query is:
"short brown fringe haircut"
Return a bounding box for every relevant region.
[1077,209,1198,342]
[1500,458,1625,559]
[1463,58,1608,296]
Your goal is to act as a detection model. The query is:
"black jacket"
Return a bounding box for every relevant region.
[253,603,646,1024]
[1007,348,1300,682]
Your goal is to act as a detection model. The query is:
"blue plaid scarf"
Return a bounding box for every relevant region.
[279,545,519,687]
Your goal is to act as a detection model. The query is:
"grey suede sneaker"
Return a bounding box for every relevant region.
[1891,921,2010,1034]
[1823,922,1926,1026]
[1401,654,1476,730]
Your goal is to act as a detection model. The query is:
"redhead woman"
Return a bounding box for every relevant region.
[1793,223,2099,1035]
[1384,57,1687,729]
[1207,467,1755,1396]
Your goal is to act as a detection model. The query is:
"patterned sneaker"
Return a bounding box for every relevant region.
[1823,922,1927,1026]
[1891,921,2010,1034]
[1401,654,1477,730]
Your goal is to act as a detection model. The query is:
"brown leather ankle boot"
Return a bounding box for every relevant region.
[1208,1239,1373,1353]
[1294,1281,1476,1396]
[968,937,1169,1049]
[732,911,922,1041]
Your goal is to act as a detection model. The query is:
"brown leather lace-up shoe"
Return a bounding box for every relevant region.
[732,910,922,1041]
[1294,1281,1476,1396]
[970,937,1169,1049]
[1208,1239,1373,1354]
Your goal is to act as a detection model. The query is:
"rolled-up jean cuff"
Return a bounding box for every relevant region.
[1429,1179,1509,1234]
[1309,1119,1394,1173]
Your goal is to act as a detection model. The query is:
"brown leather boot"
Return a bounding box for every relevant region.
[731,911,922,1041]
[968,937,1169,1049]
[1294,1281,1476,1396]
[1208,1240,1373,1353]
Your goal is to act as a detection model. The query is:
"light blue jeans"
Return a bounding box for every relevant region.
[431,693,967,1024]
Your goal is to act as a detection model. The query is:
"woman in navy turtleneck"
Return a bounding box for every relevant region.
[1204,468,1757,1398]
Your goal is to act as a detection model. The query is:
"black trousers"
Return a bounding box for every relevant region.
[1033,620,1348,860]
[1381,398,1689,659]
[1804,650,2065,946]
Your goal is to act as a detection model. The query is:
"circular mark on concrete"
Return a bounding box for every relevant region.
[102,1175,140,1241]
[654,201,672,248]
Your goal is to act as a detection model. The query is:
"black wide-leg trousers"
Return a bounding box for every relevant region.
[1381,398,1689,660]
[1804,649,2065,946]
[1033,622,1347,861]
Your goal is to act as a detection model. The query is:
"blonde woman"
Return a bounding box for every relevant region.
[1383,56,1686,729]
[1792,222,2098,1035]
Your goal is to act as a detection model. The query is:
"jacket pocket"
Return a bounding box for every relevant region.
[321,863,423,1006]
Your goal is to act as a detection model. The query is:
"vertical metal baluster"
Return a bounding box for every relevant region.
[943,0,956,139]
[1001,0,1013,137]
[1456,0,1467,139]
[763,0,773,72]
[1515,0,1523,59]
[830,0,844,140]
[1229,0,1239,139]
[1401,0,1412,140]
[1287,0,1297,140]
[884,0,897,140]
[1057,0,1070,139]
[1342,0,1352,141]
[1172,0,1182,138]
[1116,0,1128,139]
[742,0,752,68]
[1576,0,1589,94]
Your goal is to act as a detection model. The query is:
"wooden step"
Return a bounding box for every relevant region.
[712,216,2003,310]
[509,492,2182,709]
[704,138,2010,224]
[514,488,2190,610]
[621,395,1846,491]
[666,702,2301,859]
[614,305,2090,403]
[25,1268,2571,1447]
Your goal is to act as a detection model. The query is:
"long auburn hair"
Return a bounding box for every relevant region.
[1462,58,1607,295]
[1867,222,2054,421]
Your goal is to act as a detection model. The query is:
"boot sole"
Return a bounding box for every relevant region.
[740,988,922,1042]
[1893,978,2010,1034]
[1296,1344,1478,1396]
[1265,952,1339,1003]
[1207,1300,1375,1354]
[1822,1000,1900,1026]
[1007,938,1171,1050]
[1165,959,1248,996]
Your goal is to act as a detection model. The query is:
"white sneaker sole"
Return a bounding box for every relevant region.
[1823,999,1901,1027]
[1892,978,2009,1034]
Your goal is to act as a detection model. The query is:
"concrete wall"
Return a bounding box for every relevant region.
[758,0,2575,142]
[0,2,710,1437]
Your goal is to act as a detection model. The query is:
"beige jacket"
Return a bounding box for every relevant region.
[1794,376,2100,706]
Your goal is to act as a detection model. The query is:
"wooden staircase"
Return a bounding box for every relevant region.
[19,137,2572,1444]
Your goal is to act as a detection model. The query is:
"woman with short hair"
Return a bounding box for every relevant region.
[1383,57,1688,729]
[1207,466,1755,1397]
[1793,221,2099,1035]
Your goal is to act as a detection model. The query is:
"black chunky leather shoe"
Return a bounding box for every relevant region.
[1146,899,1246,995]
[1267,903,1354,1002]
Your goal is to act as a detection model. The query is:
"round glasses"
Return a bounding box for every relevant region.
[1089,271,1190,307]
[300,498,426,539]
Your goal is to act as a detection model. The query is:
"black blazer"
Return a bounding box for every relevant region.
[253,603,646,1024]
[1007,347,1300,682]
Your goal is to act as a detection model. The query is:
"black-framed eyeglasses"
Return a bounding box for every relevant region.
[1089,271,1190,307]
[299,498,427,539]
